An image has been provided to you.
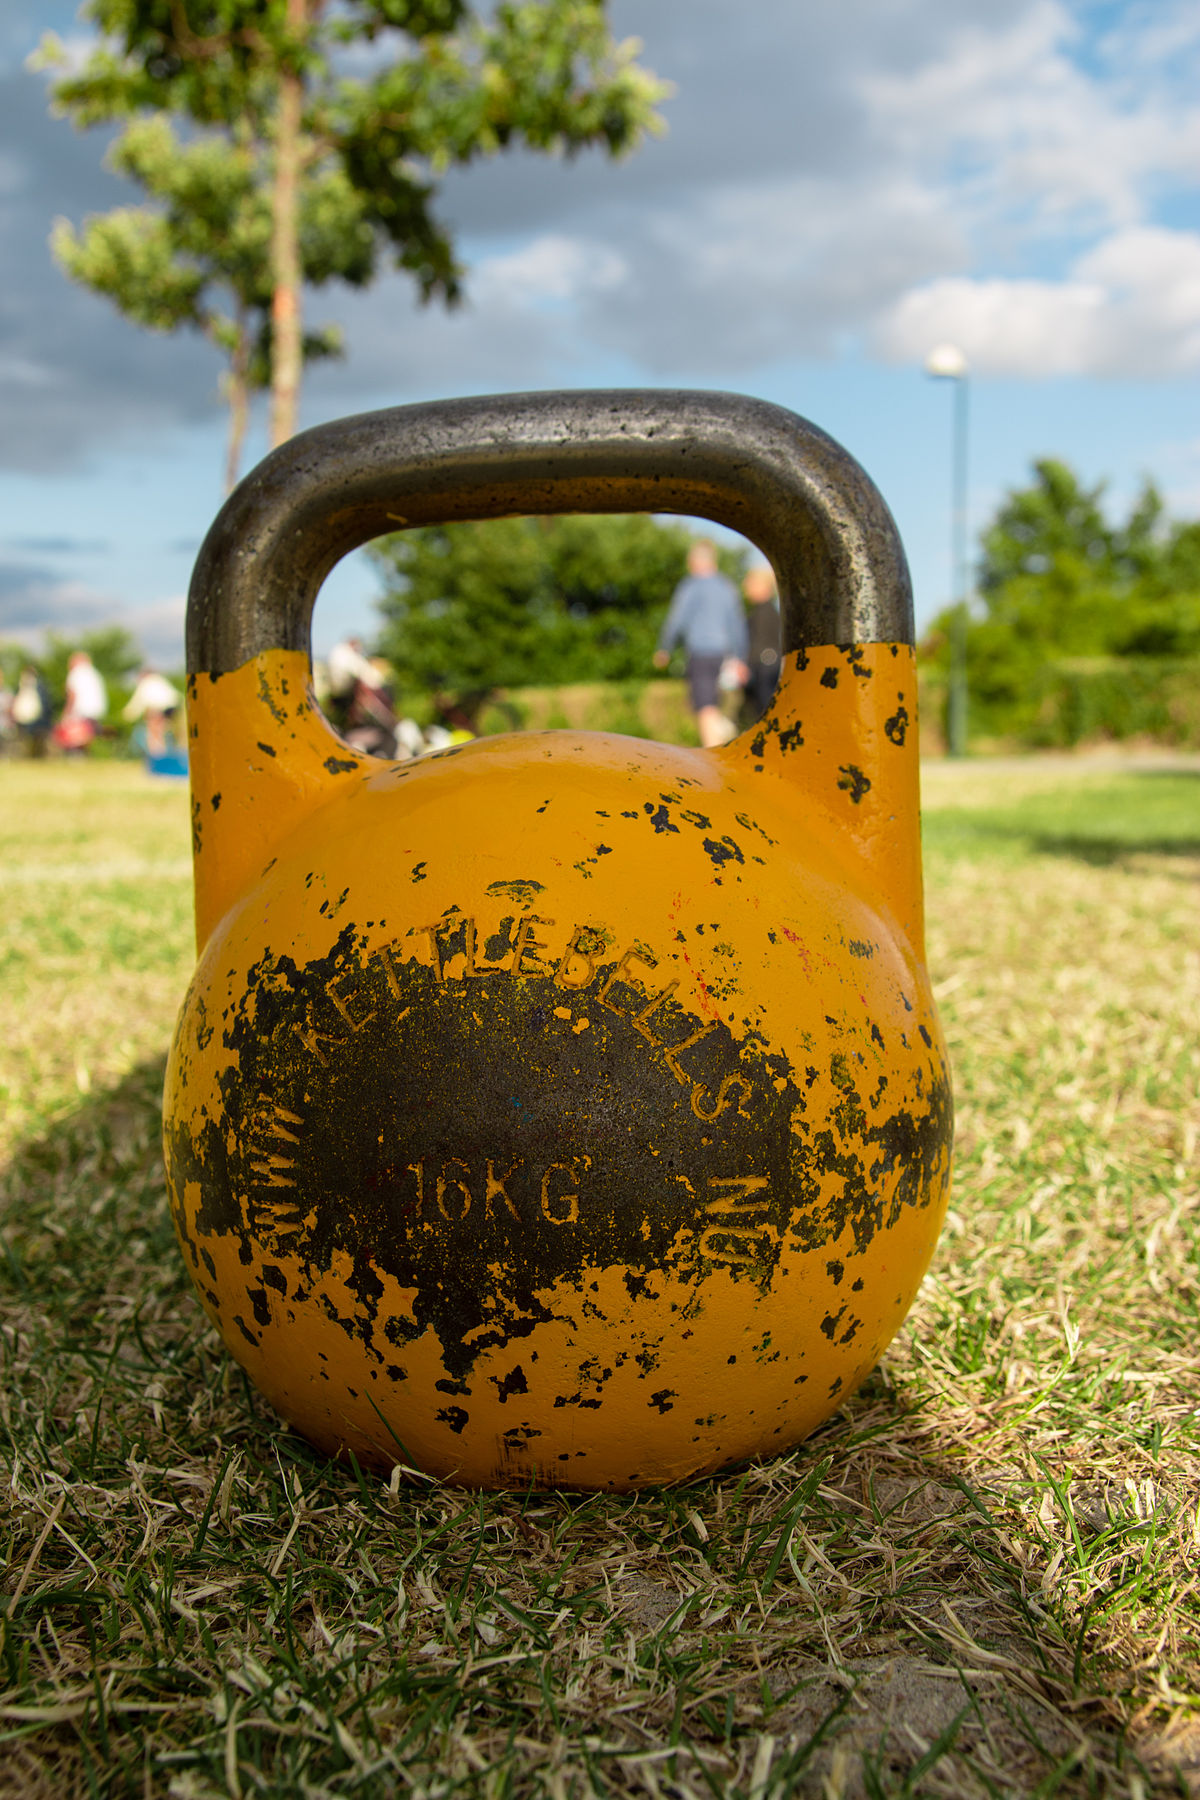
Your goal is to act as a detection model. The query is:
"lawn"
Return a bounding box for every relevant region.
[1,752,1197,1799]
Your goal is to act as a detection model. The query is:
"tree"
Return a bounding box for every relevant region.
[370,514,740,698]
[39,1,667,454]
[920,458,1200,741]
[1115,517,1200,656]
[50,115,372,489]
[970,459,1200,659]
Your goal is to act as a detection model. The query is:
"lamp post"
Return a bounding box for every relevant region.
[925,343,969,758]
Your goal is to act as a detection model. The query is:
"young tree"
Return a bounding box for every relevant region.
[50,115,372,488]
[39,1,667,453]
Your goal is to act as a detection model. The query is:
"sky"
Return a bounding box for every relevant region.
[2,0,1199,668]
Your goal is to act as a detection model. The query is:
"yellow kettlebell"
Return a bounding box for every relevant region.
[166,391,953,1490]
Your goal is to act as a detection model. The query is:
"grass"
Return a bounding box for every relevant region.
[1,752,1198,1798]
[500,679,701,745]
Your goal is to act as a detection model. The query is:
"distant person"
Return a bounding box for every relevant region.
[0,670,14,754]
[741,565,782,725]
[326,636,380,734]
[13,666,52,757]
[654,540,748,748]
[329,646,403,759]
[56,650,108,752]
[123,668,182,758]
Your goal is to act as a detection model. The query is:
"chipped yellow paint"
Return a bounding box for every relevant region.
[166,641,952,1490]
[186,651,371,950]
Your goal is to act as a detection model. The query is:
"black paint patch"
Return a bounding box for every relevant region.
[486,880,545,910]
[324,756,359,775]
[837,765,871,804]
[884,705,909,746]
[644,803,679,834]
[820,667,839,689]
[256,741,277,758]
[492,1365,529,1404]
[167,922,952,1393]
[256,667,288,724]
[701,836,744,871]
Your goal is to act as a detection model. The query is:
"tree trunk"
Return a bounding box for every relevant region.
[269,0,306,448]
[224,308,252,493]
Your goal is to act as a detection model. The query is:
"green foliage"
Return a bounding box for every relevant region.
[37,2,668,463]
[1114,520,1200,656]
[921,458,1200,745]
[371,514,703,694]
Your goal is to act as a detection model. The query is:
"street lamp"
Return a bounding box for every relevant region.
[924,343,969,758]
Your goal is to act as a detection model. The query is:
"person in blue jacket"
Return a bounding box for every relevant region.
[653,539,748,747]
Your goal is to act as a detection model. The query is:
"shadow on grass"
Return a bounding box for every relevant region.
[0,1050,291,1468]
[0,1056,1162,1796]
[924,770,1200,870]
[1024,832,1200,865]
[1,1053,177,1305]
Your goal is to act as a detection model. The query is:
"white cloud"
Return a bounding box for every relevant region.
[631,171,965,362]
[4,0,1200,474]
[0,568,185,667]
[119,594,186,669]
[1095,1,1200,80]
[860,0,1200,232]
[0,352,58,387]
[0,574,112,636]
[473,235,628,309]
[876,226,1200,377]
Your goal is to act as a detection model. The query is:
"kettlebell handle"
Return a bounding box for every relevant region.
[188,389,912,673]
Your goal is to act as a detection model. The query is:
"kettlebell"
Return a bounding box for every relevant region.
[166,390,953,1491]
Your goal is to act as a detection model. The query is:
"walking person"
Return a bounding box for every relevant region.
[653,540,748,748]
[740,565,782,726]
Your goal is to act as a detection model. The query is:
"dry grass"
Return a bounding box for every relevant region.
[1,754,1197,1798]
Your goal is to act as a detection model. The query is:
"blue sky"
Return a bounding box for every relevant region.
[2,0,1198,666]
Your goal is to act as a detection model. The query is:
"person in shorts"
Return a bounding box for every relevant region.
[653,540,748,747]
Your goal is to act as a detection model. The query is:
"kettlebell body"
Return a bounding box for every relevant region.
[166,392,953,1490]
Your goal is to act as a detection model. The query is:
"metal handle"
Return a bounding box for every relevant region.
[187,388,913,675]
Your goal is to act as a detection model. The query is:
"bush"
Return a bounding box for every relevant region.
[917,653,1200,751]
